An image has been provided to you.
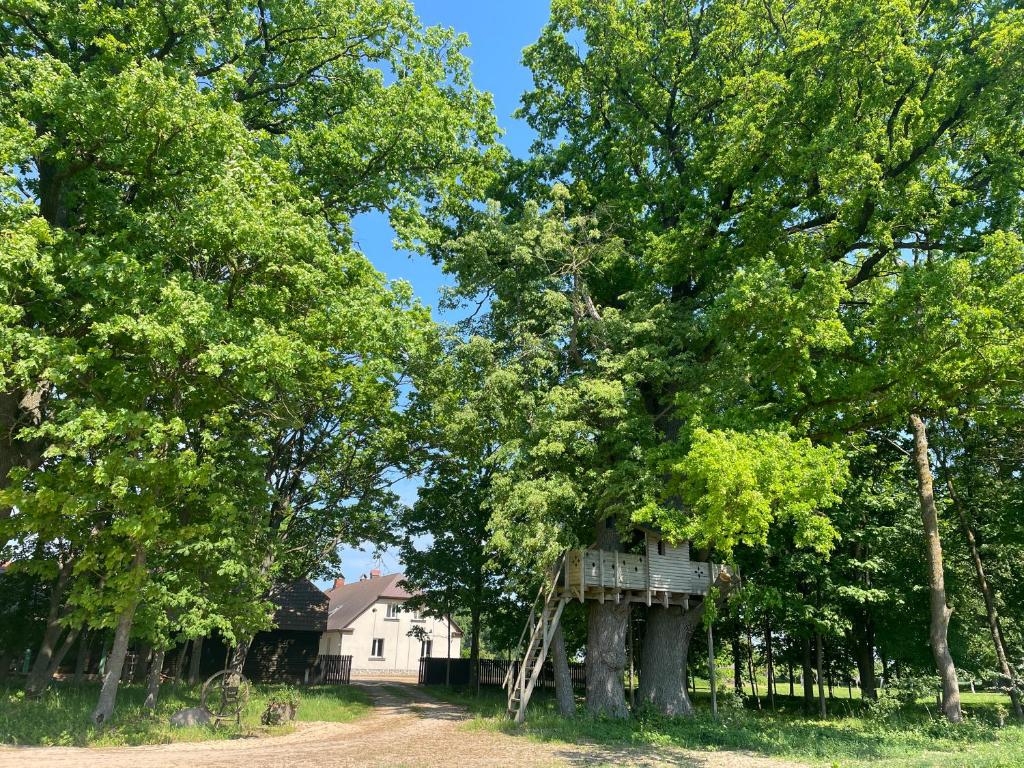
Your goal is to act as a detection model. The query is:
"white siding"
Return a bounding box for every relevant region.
[319,598,461,676]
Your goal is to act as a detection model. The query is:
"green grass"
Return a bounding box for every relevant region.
[0,679,371,747]
[426,685,1024,768]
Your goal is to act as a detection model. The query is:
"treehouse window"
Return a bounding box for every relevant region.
[657,540,666,556]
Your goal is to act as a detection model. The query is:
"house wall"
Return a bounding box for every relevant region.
[318,599,461,676]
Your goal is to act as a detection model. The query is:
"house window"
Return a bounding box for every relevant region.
[371,638,385,658]
[657,540,666,556]
[420,639,432,658]
[385,602,400,619]
[411,608,425,622]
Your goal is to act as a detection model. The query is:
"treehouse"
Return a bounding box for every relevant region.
[504,529,727,722]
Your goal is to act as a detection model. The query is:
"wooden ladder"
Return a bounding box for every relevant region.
[504,559,567,723]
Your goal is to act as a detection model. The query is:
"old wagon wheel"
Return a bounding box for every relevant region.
[201,669,250,726]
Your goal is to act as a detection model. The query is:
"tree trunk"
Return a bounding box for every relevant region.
[802,636,815,712]
[816,631,827,718]
[133,644,152,684]
[172,642,188,683]
[44,627,79,682]
[764,619,776,710]
[469,603,481,695]
[788,659,794,698]
[946,477,1023,720]
[745,626,761,710]
[586,597,630,718]
[638,603,704,717]
[550,623,576,717]
[144,649,165,710]
[855,616,877,701]
[0,386,48,520]
[585,523,629,718]
[187,636,204,685]
[229,639,250,675]
[733,630,744,694]
[73,630,92,684]
[91,602,138,725]
[91,548,144,725]
[908,414,962,724]
[24,563,72,697]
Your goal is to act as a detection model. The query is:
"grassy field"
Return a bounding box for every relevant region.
[0,679,371,747]
[428,684,1024,768]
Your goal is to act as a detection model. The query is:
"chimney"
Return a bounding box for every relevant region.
[333,577,345,589]
[370,568,382,579]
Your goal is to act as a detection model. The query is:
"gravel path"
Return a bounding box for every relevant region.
[0,682,809,768]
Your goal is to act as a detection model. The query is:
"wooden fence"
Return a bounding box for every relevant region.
[310,654,353,685]
[418,657,586,689]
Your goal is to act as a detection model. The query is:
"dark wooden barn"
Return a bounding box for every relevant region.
[188,579,329,683]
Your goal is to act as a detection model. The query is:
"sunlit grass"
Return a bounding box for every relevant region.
[0,679,371,747]
[428,684,1024,768]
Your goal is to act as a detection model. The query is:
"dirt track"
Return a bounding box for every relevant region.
[0,682,808,768]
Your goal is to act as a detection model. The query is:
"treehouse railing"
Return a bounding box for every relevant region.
[564,548,724,598]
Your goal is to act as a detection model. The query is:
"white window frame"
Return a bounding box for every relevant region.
[420,639,432,658]
[385,602,400,620]
[371,637,385,658]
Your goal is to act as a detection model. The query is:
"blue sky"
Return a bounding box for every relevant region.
[331,1,551,584]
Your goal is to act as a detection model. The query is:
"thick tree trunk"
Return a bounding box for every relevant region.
[550,623,576,717]
[0,386,48,520]
[802,636,815,712]
[585,524,629,718]
[638,604,702,717]
[908,414,962,724]
[946,478,1023,720]
[586,598,630,718]
[144,649,165,710]
[91,602,138,725]
[855,616,877,701]
[187,636,204,684]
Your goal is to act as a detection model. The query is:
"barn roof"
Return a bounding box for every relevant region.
[268,579,329,632]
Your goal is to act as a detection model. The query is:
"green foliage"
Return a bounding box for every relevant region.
[638,428,848,557]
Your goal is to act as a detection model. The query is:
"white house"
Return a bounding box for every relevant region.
[318,570,462,677]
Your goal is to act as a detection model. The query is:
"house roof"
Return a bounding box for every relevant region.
[323,573,462,635]
[324,573,413,631]
[268,579,329,632]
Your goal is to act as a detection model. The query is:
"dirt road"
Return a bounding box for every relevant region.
[0,682,808,768]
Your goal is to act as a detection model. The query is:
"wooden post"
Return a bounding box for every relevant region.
[628,608,635,709]
[644,533,652,606]
[708,623,718,717]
